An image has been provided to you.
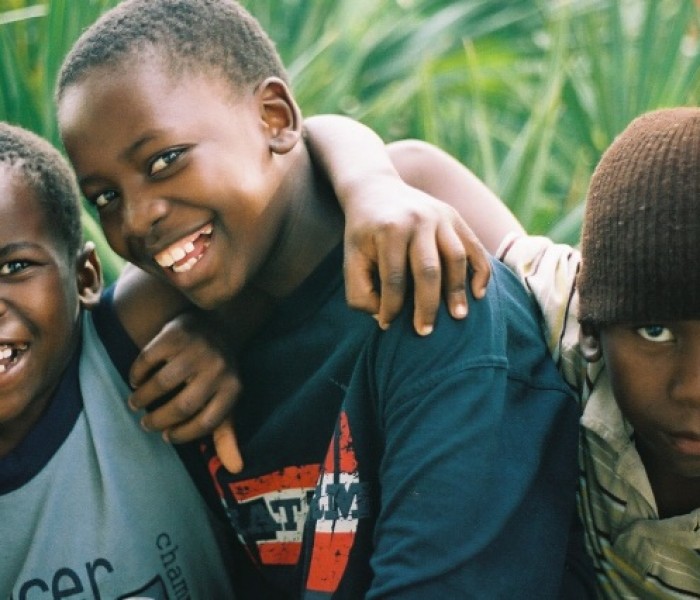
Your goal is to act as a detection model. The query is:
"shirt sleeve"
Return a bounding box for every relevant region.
[366,262,580,598]
[496,233,586,394]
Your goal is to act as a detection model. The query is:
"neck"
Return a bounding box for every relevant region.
[251,145,344,299]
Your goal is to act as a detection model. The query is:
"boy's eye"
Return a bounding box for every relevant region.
[92,189,118,209]
[0,260,31,275]
[636,325,675,343]
[149,148,185,175]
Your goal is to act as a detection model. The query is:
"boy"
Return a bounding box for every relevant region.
[0,122,236,596]
[54,0,581,597]
[306,108,700,597]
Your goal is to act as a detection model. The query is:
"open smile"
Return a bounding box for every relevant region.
[153,223,213,274]
[0,343,28,374]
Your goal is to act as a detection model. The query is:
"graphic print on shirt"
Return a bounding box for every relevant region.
[206,410,371,594]
[12,565,172,600]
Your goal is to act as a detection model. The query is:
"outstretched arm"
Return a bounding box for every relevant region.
[304,114,522,333]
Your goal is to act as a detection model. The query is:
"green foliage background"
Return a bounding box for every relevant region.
[1,0,698,283]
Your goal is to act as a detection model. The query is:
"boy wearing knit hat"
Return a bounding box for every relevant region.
[499,107,700,598]
[304,107,700,597]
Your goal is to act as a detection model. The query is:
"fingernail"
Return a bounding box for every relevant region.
[453,303,467,318]
[140,418,151,432]
[128,399,137,412]
[372,315,390,330]
[418,324,433,336]
[162,431,171,444]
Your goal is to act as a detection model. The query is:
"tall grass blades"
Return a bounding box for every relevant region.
[1,0,697,277]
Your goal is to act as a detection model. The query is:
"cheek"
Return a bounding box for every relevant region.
[99,216,130,257]
[606,355,666,429]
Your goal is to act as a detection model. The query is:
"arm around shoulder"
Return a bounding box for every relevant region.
[112,263,191,349]
[386,139,525,255]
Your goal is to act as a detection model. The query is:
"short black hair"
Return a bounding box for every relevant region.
[56,0,288,102]
[0,123,82,257]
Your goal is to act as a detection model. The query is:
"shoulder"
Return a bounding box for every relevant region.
[372,258,556,389]
[90,286,139,383]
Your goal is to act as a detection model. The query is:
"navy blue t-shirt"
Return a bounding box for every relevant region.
[195,246,581,599]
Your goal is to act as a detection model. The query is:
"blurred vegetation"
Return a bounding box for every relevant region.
[1,0,698,282]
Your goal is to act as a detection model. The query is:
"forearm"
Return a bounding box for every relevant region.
[304,114,524,255]
[304,114,401,205]
[387,139,524,254]
[113,264,192,348]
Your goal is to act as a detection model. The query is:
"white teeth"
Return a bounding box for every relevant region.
[172,255,202,273]
[170,247,186,261]
[0,343,27,369]
[158,253,175,268]
[154,223,212,270]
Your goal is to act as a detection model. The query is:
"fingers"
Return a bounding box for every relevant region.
[128,325,180,392]
[128,329,202,415]
[213,420,244,474]
[446,215,490,303]
[344,244,381,317]
[407,227,442,336]
[341,191,492,337]
[463,234,490,302]
[373,224,412,330]
[128,315,243,442]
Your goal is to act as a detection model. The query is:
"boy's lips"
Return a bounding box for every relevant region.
[668,431,700,457]
[0,342,28,374]
[153,223,213,274]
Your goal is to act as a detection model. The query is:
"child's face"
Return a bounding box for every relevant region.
[58,61,293,310]
[599,321,700,479]
[0,167,88,444]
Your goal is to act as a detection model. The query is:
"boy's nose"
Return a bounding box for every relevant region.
[672,346,700,406]
[122,191,170,240]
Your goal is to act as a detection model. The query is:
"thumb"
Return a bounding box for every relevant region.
[213,419,244,474]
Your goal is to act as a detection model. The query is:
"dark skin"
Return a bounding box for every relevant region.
[57,61,492,471]
[582,322,700,518]
[57,62,355,471]
[0,167,100,457]
[0,161,245,467]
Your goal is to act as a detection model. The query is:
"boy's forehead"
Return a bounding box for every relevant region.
[0,167,50,234]
[59,58,239,134]
[0,164,73,255]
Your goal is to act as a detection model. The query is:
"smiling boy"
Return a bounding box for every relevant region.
[0,122,236,596]
[53,1,581,597]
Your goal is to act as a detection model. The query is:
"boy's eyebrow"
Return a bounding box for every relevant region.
[0,241,41,258]
[121,132,159,161]
[76,131,161,188]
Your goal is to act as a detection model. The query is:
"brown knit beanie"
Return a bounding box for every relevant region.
[577,107,700,326]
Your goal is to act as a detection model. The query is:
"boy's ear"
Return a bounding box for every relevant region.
[75,241,103,310]
[579,322,602,363]
[256,77,302,155]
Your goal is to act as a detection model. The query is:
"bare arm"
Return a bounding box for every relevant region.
[304,114,523,333]
[386,139,524,255]
[112,265,244,472]
[113,263,191,348]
